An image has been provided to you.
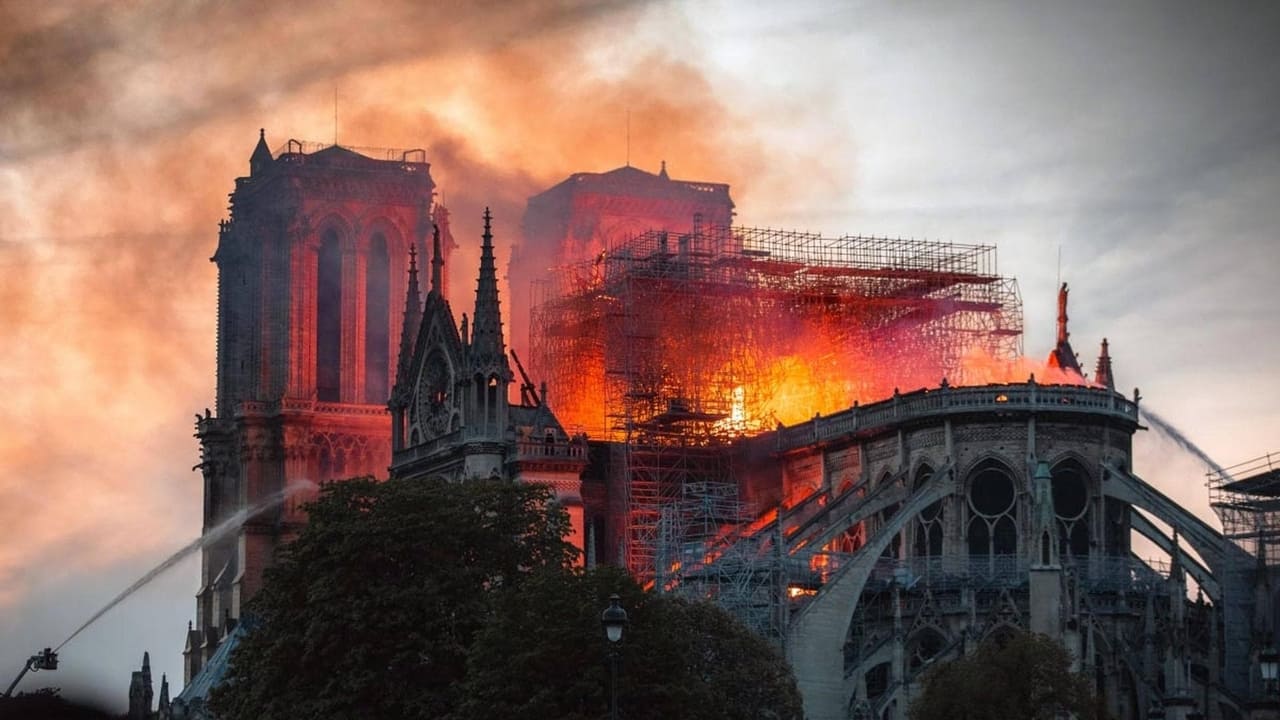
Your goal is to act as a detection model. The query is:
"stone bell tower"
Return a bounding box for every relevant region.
[186,132,440,681]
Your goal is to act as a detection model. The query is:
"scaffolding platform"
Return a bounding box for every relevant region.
[1209,451,1280,563]
[531,224,1023,580]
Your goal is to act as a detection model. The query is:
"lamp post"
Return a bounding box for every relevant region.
[601,594,628,720]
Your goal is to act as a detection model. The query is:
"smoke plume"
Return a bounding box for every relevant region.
[0,0,851,706]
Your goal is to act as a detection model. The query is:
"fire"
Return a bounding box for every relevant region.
[957,346,1096,388]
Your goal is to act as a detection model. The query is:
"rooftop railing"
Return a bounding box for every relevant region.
[272,139,430,165]
[777,381,1139,451]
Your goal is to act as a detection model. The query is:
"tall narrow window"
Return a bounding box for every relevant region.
[486,376,499,430]
[364,233,390,403]
[317,230,342,402]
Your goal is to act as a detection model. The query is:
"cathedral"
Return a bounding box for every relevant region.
[148,134,1278,720]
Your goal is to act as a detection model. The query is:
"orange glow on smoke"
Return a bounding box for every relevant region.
[957,347,1095,388]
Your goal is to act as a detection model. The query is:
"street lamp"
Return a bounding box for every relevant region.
[601,594,628,720]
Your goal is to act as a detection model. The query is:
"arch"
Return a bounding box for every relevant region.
[795,462,945,559]
[311,212,356,247]
[1050,457,1092,558]
[355,213,410,253]
[906,627,948,675]
[992,515,1017,555]
[785,473,955,719]
[863,661,890,700]
[914,520,943,557]
[912,462,944,558]
[1050,457,1091,520]
[486,374,500,425]
[913,462,936,491]
[960,455,1021,492]
[316,228,343,401]
[983,622,1022,646]
[967,517,990,555]
[1101,464,1227,572]
[966,458,1020,566]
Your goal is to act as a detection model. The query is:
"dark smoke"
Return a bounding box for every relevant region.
[0,0,651,163]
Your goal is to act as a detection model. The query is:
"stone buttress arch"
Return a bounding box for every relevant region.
[785,469,956,720]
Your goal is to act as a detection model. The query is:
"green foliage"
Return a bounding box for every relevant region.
[210,475,802,720]
[210,476,575,720]
[908,630,1100,720]
[457,565,804,720]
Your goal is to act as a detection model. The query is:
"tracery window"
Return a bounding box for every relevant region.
[1052,460,1091,558]
[913,464,944,558]
[967,461,1019,572]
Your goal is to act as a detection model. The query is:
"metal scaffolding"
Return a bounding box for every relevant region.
[1209,452,1280,564]
[531,224,1023,579]
[657,480,786,639]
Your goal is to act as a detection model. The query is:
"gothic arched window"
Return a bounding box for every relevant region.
[966,461,1019,573]
[364,232,391,404]
[317,229,342,402]
[1052,460,1092,558]
[913,464,944,558]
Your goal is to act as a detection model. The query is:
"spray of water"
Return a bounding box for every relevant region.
[54,481,317,652]
[1139,406,1233,482]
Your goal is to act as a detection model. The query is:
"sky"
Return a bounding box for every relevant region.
[1,0,1277,709]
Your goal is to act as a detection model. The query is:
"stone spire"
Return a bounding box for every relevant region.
[1030,461,1059,569]
[158,674,170,715]
[1094,337,1114,390]
[142,652,152,706]
[431,223,444,295]
[393,244,422,394]
[470,208,506,370]
[1056,282,1069,346]
[250,128,273,176]
[1046,282,1082,375]
[127,652,154,720]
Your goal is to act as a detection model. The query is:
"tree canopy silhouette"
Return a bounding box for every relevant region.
[908,630,1100,720]
[210,476,802,720]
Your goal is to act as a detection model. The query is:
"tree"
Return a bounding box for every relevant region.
[209,476,575,720]
[0,687,115,719]
[457,564,804,720]
[908,630,1100,720]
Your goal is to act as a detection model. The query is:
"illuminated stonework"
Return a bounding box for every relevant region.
[186,134,439,683]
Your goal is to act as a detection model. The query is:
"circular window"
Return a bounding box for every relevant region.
[1051,464,1089,520]
[969,466,1016,516]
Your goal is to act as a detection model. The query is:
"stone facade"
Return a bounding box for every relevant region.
[186,134,440,681]
[388,208,588,551]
